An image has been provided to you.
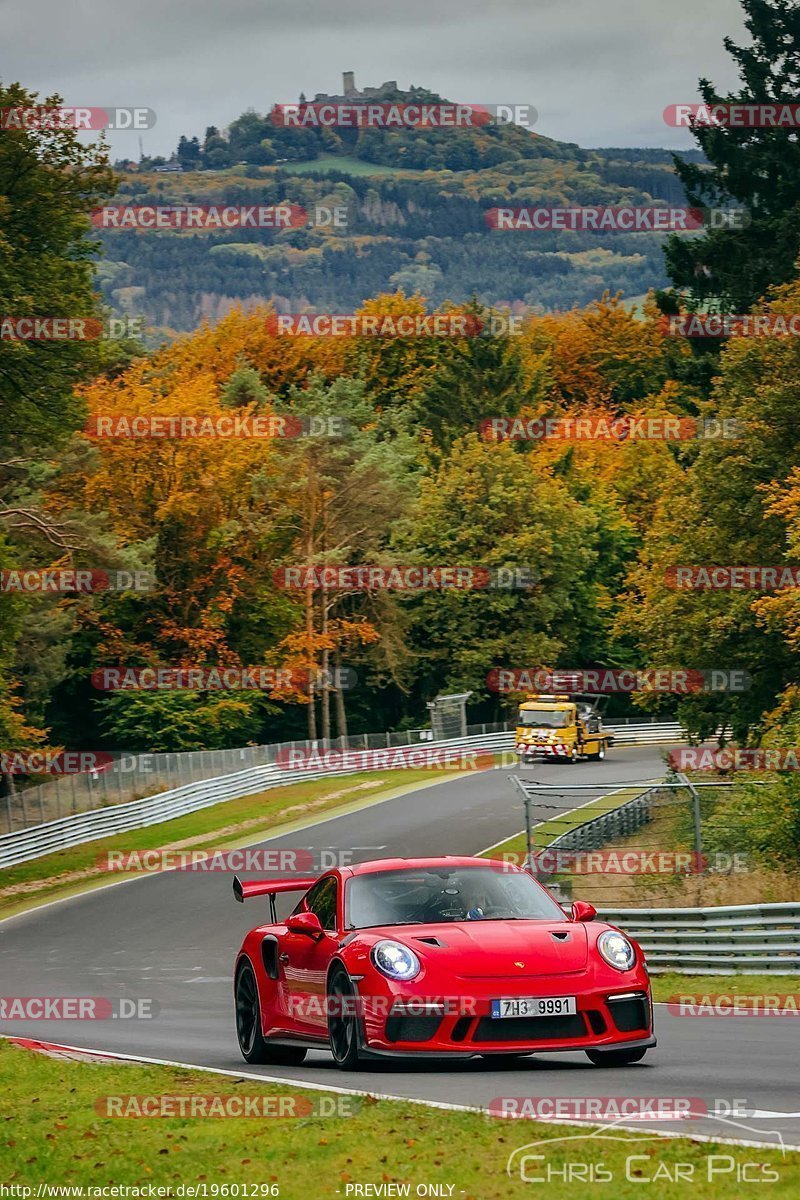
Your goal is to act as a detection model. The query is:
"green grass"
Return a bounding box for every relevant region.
[651,973,800,1002]
[0,768,470,921]
[1,1040,797,1197]
[281,154,421,177]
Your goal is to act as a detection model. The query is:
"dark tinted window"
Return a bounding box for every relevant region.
[297,876,339,930]
[346,866,565,928]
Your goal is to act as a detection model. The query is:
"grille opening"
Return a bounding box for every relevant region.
[608,996,649,1033]
[474,1013,587,1042]
[451,1016,473,1042]
[385,1014,442,1043]
[261,936,279,980]
[586,1009,607,1035]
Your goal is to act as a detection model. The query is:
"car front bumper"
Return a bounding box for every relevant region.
[358,984,654,1056]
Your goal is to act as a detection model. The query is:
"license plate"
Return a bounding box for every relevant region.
[490,996,577,1019]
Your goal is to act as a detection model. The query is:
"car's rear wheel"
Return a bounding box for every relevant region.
[586,1046,648,1067]
[235,960,307,1065]
[328,965,363,1070]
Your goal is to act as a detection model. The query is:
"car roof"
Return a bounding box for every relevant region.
[343,855,522,877]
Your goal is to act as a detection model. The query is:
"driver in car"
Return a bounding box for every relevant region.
[427,875,490,921]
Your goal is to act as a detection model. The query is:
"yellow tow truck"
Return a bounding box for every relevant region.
[515,693,613,765]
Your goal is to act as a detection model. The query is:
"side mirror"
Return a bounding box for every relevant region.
[286,911,325,939]
[571,900,597,923]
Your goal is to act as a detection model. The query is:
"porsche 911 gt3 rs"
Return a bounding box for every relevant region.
[232,856,655,1070]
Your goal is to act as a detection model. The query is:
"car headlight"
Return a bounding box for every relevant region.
[371,940,421,981]
[597,930,636,971]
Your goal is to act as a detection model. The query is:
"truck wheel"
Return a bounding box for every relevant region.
[590,746,606,761]
[569,745,580,764]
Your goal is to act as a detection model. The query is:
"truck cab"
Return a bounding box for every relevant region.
[515,694,611,764]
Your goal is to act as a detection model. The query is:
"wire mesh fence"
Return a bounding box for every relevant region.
[506,775,776,910]
[1,715,673,834]
[1,720,513,833]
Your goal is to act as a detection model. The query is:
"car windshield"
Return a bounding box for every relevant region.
[346,866,565,928]
[518,708,568,728]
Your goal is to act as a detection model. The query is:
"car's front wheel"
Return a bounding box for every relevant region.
[586,1046,648,1067]
[328,964,363,1070]
[235,960,307,1065]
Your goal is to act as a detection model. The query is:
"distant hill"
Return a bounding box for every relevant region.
[101,78,704,338]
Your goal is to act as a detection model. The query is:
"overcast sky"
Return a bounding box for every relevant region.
[4,0,747,159]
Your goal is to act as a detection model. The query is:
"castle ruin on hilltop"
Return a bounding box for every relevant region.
[312,73,408,103]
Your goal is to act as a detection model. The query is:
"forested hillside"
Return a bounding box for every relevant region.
[100,98,705,335]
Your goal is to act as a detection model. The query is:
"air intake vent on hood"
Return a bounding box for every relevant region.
[414,936,446,947]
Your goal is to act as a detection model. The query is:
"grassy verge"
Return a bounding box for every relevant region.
[650,973,800,1002]
[0,768,471,921]
[1,1040,797,1198]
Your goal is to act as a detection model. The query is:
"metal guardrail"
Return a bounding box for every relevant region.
[0,722,684,869]
[599,902,800,975]
[548,789,656,855]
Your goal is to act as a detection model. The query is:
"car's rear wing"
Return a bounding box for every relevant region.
[231,878,316,912]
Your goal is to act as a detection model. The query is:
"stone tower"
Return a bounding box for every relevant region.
[343,71,356,96]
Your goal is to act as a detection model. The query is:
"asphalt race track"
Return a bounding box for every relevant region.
[1,746,798,1150]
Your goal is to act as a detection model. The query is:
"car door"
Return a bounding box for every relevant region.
[280,875,340,1035]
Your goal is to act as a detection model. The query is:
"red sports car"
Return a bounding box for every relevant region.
[232,856,655,1070]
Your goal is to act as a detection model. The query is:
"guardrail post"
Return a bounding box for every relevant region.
[676,771,704,878]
